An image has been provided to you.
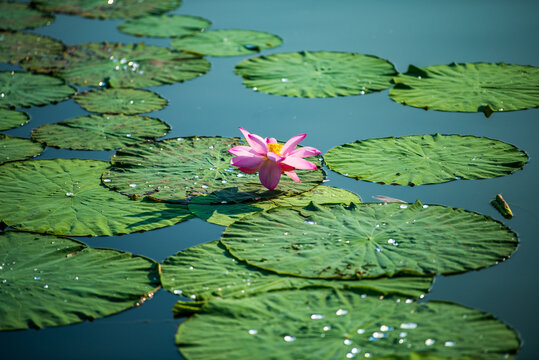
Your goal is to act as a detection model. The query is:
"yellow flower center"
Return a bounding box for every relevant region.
[268,142,283,155]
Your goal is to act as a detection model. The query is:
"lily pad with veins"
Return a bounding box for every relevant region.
[0,2,54,31]
[0,134,45,164]
[0,109,29,130]
[0,31,64,64]
[74,88,167,115]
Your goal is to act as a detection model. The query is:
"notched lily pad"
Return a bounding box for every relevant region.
[221,201,518,279]
[55,42,210,88]
[31,114,170,150]
[0,2,54,31]
[324,134,528,186]
[234,51,398,97]
[161,240,433,301]
[32,0,182,20]
[74,88,167,114]
[0,159,193,236]
[0,232,160,331]
[390,62,539,116]
[0,71,76,108]
[103,136,324,204]
[189,185,361,226]
[175,288,520,360]
[0,109,29,130]
[171,29,282,57]
[0,31,64,64]
[118,14,211,38]
[0,134,45,164]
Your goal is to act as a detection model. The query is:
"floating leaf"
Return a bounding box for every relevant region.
[389,63,539,116]
[491,194,513,219]
[0,31,64,64]
[32,0,182,20]
[0,2,54,31]
[118,14,211,38]
[0,71,75,108]
[0,134,45,164]
[175,288,519,360]
[161,240,433,301]
[189,185,361,226]
[221,201,518,279]
[103,137,324,204]
[0,159,193,236]
[0,109,29,130]
[55,42,210,88]
[74,88,167,114]
[0,231,159,331]
[234,51,398,97]
[31,114,170,150]
[324,134,528,186]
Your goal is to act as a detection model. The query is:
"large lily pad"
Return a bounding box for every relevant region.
[74,88,167,114]
[0,159,193,236]
[171,29,282,57]
[324,134,528,186]
[0,109,29,130]
[0,31,64,64]
[31,114,170,150]
[161,240,433,301]
[234,51,398,97]
[221,201,518,279]
[56,42,210,88]
[118,14,211,38]
[389,63,539,116]
[0,2,54,31]
[103,137,324,204]
[189,185,361,226]
[32,0,182,20]
[0,231,160,331]
[175,288,519,360]
[0,71,76,108]
[0,134,45,164]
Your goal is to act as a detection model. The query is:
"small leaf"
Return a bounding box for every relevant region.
[0,109,29,130]
[0,31,64,64]
[0,2,54,31]
[118,14,211,38]
[0,134,45,164]
[491,194,513,219]
[74,88,167,114]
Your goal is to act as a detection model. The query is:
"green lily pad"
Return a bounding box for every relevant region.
[0,31,64,64]
[0,2,54,31]
[19,45,88,74]
[0,134,45,164]
[0,231,160,331]
[74,88,167,114]
[0,71,75,108]
[32,0,182,20]
[161,240,433,301]
[0,159,193,236]
[171,29,282,57]
[324,134,528,186]
[31,114,170,150]
[103,136,324,204]
[389,63,539,116]
[234,51,398,97]
[221,201,518,279]
[56,42,210,88]
[175,288,520,360]
[0,109,29,130]
[118,14,211,38]
[189,185,361,226]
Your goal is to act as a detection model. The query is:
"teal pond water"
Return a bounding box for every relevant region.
[0,0,538,359]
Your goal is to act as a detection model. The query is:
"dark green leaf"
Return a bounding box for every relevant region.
[0,134,45,164]
[74,88,167,114]
[0,109,29,130]
[0,2,54,31]
[118,14,211,38]
[0,31,64,64]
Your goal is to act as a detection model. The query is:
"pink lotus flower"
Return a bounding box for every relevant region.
[228,127,321,190]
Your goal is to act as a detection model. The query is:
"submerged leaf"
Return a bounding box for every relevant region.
[0,134,45,164]
[0,232,160,331]
[161,240,433,301]
[176,288,519,360]
[0,31,64,64]
[31,114,170,150]
[118,14,211,38]
[0,159,193,236]
[0,109,29,130]
[74,88,167,114]
[324,134,528,185]
[0,2,54,31]
[171,29,282,56]
[234,51,397,97]
[390,62,539,116]
[103,137,324,204]
[221,201,518,279]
